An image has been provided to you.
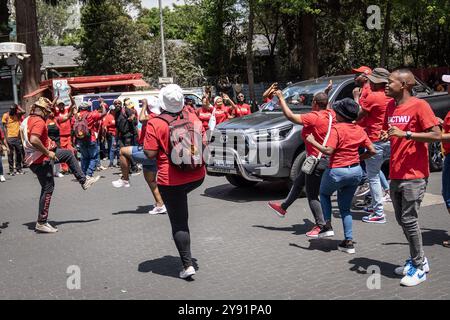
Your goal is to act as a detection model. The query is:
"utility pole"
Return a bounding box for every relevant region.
[159,0,167,78]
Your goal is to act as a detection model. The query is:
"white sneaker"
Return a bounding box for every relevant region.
[0,175,5,182]
[82,175,101,190]
[148,205,167,215]
[179,266,196,279]
[35,222,58,233]
[383,192,392,202]
[112,178,130,188]
[99,166,107,171]
[395,257,430,276]
[55,172,64,178]
[400,266,427,287]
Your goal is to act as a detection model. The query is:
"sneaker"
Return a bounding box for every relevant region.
[337,240,356,254]
[394,257,430,276]
[400,265,427,287]
[268,202,286,218]
[54,172,64,178]
[0,175,5,182]
[363,207,374,214]
[99,165,107,171]
[112,178,130,188]
[131,169,142,176]
[317,224,335,238]
[9,172,15,176]
[16,170,25,175]
[306,225,322,238]
[355,183,371,197]
[82,175,101,190]
[148,205,167,215]
[179,266,196,279]
[362,213,387,224]
[383,192,392,203]
[35,222,58,233]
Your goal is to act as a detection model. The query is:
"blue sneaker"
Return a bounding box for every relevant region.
[395,257,430,276]
[362,213,386,224]
[400,265,427,287]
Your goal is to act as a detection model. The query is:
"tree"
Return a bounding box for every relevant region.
[246,0,255,101]
[37,0,77,45]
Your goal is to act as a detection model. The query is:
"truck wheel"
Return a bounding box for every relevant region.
[225,175,258,188]
[288,151,306,196]
[429,141,443,172]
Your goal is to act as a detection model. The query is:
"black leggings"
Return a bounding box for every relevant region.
[158,178,204,268]
[30,149,86,223]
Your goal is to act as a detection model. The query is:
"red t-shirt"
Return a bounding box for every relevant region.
[56,109,72,136]
[443,111,450,156]
[359,82,372,106]
[143,112,206,186]
[196,108,213,130]
[383,97,439,180]
[360,89,393,142]
[301,109,336,158]
[326,122,372,168]
[79,110,102,142]
[102,113,117,136]
[27,116,50,164]
[214,106,231,125]
[138,113,158,146]
[233,103,252,117]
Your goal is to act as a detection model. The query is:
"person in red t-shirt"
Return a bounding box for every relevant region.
[268,90,335,238]
[233,93,252,117]
[195,96,213,131]
[212,96,231,125]
[21,97,100,234]
[112,97,166,215]
[102,107,119,167]
[307,98,376,254]
[143,84,205,279]
[352,66,372,107]
[55,96,76,174]
[0,126,10,182]
[380,69,441,286]
[356,68,394,224]
[262,82,278,103]
[76,101,107,177]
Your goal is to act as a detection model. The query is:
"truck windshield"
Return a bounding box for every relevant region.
[262,79,343,112]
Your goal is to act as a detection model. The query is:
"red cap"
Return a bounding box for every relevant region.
[352,66,372,75]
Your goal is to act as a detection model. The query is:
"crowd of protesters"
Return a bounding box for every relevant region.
[0,70,449,286]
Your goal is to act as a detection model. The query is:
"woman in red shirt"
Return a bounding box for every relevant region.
[213,96,231,125]
[195,96,213,131]
[144,84,205,279]
[307,98,376,254]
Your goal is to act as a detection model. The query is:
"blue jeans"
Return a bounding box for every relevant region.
[364,141,391,216]
[0,153,3,175]
[443,155,450,209]
[107,135,119,166]
[380,170,389,191]
[79,140,98,177]
[320,165,363,240]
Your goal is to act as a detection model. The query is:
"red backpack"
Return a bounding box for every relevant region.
[73,113,90,140]
[158,110,204,171]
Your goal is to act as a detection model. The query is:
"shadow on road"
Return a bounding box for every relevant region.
[253,219,315,236]
[382,228,449,247]
[289,239,342,252]
[0,222,9,234]
[347,257,400,279]
[23,219,100,230]
[112,205,155,215]
[138,255,199,281]
[202,181,291,203]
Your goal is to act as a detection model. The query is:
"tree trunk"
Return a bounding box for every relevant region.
[301,13,318,79]
[380,0,392,68]
[246,0,255,103]
[16,0,42,109]
[0,0,10,42]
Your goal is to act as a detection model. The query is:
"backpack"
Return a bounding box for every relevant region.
[158,110,204,172]
[73,113,90,140]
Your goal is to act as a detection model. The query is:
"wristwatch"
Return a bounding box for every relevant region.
[405,131,413,140]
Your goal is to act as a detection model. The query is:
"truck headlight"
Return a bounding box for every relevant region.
[249,125,293,142]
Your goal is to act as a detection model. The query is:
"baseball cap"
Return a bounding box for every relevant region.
[147,96,161,115]
[366,68,390,84]
[352,66,372,75]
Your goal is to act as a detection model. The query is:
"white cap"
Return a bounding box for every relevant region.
[159,84,184,113]
[147,96,161,115]
[214,96,222,105]
[442,75,450,83]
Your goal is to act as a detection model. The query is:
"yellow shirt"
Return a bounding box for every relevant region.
[2,113,21,138]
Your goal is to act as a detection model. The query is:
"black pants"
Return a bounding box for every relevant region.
[158,178,204,268]
[282,170,326,226]
[7,137,23,172]
[30,149,86,223]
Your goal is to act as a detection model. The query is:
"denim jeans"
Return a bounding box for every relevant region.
[107,134,119,166]
[380,170,389,191]
[364,141,391,216]
[320,166,363,240]
[443,155,450,209]
[79,140,98,177]
[0,152,4,175]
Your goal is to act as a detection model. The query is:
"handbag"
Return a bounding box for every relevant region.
[208,108,217,131]
[301,112,333,175]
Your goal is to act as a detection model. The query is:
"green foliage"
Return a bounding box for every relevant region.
[37,0,78,45]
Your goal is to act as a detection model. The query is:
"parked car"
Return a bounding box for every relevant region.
[206,75,450,188]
